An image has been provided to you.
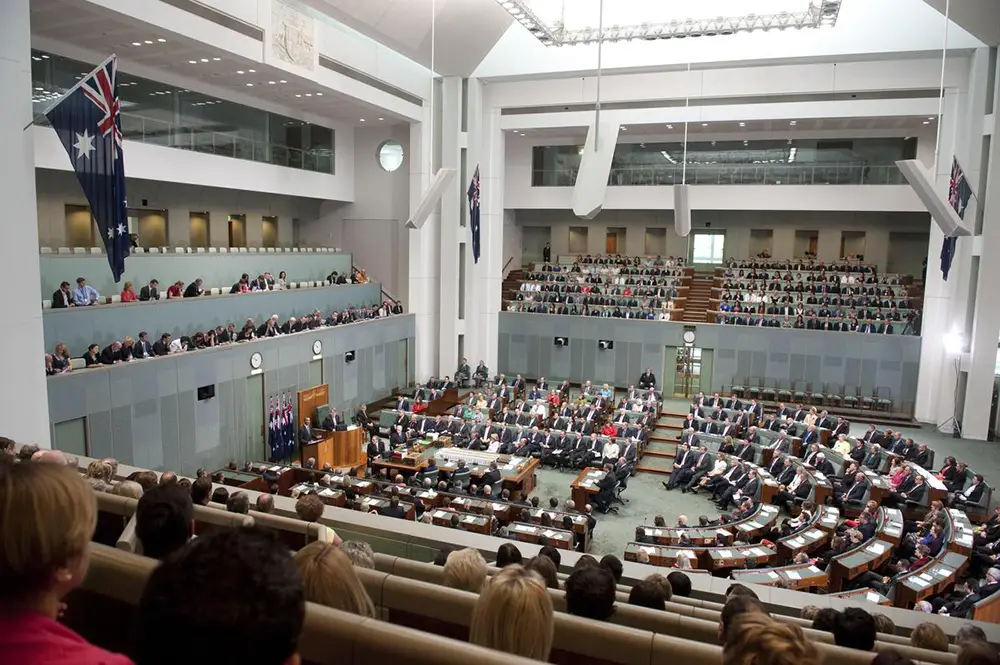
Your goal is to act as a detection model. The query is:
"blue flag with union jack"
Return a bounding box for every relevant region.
[941,157,972,281]
[45,55,130,282]
[467,165,481,264]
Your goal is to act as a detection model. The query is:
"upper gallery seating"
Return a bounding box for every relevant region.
[40,245,343,254]
[708,259,921,334]
[504,255,690,321]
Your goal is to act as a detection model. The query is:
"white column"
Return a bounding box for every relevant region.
[466,81,503,374]
[407,104,439,381]
[437,77,463,378]
[915,61,980,427]
[962,49,1000,439]
[0,0,51,447]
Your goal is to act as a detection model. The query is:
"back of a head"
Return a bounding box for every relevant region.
[956,625,988,646]
[565,566,616,621]
[292,541,374,617]
[573,554,599,571]
[667,571,692,597]
[226,490,249,515]
[834,607,877,651]
[295,494,325,523]
[628,579,666,611]
[210,486,229,505]
[190,477,212,505]
[873,613,896,635]
[443,547,488,592]
[720,595,767,644]
[871,649,917,665]
[723,613,820,665]
[137,528,305,665]
[539,545,561,569]
[496,542,523,568]
[910,622,949,652]
[433,546,457,566]
[471,564,554,661]
[340,540,375,569]
[600,554,624,582]
[525,555,559,589]
[136,483,194,560]
[958,641,1000,665]
[812,607,841,633]
[726,583,759,600]
[0,461,95,603]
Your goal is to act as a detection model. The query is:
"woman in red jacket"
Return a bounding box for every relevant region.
[0,461,133,664]
[600,420,618,437]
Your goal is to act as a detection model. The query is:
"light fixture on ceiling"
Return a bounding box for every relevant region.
[743,140,748,145]
[304,93,312,96]
[157,38,166,42]
[923,121,930,125]
[315,92,323,96]
[739,121,746,127]
[787,147,798,163]
[360,118,366,122]
[41,54,48,59]
[212,57,221,61]
[31,56,41,61]
[236,70,245,74]
[702,123,709,127]
[927,117,935,121]
[660,150,676,164]
[493,0,843,46]
[200,58,209,62]
[789,120,797,126]
[189,60,197,64]
[246,83,254,87]
[268,81,276,84]
[295,94,302,97]
[279,80,287,83]
[34,87,42,91]
[666,124,673,129]
[248,69,256,73]
[378,117,384,121]
[620,126,627,131]
[144,40,153,44]
[131,41,142,46]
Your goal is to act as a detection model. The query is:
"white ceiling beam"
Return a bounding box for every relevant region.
[922,0,1000,46]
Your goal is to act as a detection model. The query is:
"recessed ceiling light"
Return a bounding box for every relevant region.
[157,38,166,43]
[144,40,153,44]
[248,69,256,73]
[743,140,748,145]
[31,56,41,61]
[236,70,244,74]
[40,55,48,59]
[702,123,709,127]
[34,87,42,91]
[246,83,254,87]
[922,121,930,125]
[360,118,366,122]
[666,124,673,129]
[620,126,627,131]
[268,81,276,84]
[295,94,302,98]
[305,93,312,97]
[212,57,221,61]
[132,42,142,46]
[200,58,209,63]
[739,122,746,127]
[189,60,197,64]
[789,120,797,126]
[378,117,384,121]
[315,92,323,96]
[279,80,286,83]
[928,116,935,120]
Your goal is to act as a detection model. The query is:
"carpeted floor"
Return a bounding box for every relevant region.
[530,398,1000,559]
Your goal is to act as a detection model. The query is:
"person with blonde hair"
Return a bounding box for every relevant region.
[910,622,949,652]
[470,564,554,661]
[723,612,820,665]
[443,547,488,592]
[110,479,144,499]
[293,541,375,617]
[0,460,132,663]
[86,459,113,483]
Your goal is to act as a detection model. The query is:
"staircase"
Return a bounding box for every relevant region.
[635,410,686,475]
[502,269,525,303]
[681,270,715,323]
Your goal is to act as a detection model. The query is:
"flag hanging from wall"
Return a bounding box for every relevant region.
[268,401,279,462]
[468,165,482,263]
[44,54,130,281]
[941,157,973,281]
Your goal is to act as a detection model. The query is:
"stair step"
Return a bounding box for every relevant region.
[636,465,672,475]
[643,450,676,459]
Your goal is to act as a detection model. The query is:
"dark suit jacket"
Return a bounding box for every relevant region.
[99,345,123,364]
[139,285,159,301]
[152,341,170,356]
[380,505,406,519]
[51,289,72,308]
[481,469,502,486]
[844,480,868,504]
[298,426,314,444]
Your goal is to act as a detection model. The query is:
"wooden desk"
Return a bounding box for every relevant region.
[436,451,540,499]
[527,509,590,551]
[624,542,700,568]
[301,426,365,470]
[356,495,415,520]
[429,509,492,534]
[894,550,968,608]
[288,482,346,507]
[570,467,606,509]
[829,538,894,592]
[705,544,777,571]
[827,588,892,606]
[509,521,574,550]
[732,563,828,591]
[215,470,259,488]
[777,526,829,564]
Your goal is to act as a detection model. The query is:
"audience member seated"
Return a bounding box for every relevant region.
[135,483,194,560]
[723,612,820,665]
[136,528,304,665]
[293,541,375,617]
[443,548,488,593]
[564,565,616,621]
[470,564,554,661]
[833,607,877,652]
[0,459,132,664]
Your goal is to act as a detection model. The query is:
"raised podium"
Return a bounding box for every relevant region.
[300,426,365,470]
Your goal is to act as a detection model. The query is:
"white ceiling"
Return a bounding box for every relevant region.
[300,0,514,76]
[510,115,938,138]
[922,0,1000,46]
[29,0,403,127]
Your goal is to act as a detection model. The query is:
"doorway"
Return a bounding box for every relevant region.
[189,213,210,248]
[606,232,618,254]
[228,215,247,248]
[53,418,88,457]
[65,205,95,247]
[666,346,715,398]
[262,216,279,248]
[246,373,265,461]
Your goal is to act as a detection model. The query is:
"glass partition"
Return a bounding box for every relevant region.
[30,50,335,174]
[532,138,912,187]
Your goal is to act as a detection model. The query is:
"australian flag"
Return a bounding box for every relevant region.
[468,165,481,263]
[45,55,130,281]
[941,157,972,281]
[268,402,279,462]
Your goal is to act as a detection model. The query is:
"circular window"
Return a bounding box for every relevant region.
[377,140,404,172]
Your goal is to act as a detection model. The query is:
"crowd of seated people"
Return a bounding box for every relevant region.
[49,265,382,308]
[712,258,919,334]
[45,300,402,374]
[505,254,686,320]
[3,437,998,665]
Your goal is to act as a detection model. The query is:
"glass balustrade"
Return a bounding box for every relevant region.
[531,163,905,187]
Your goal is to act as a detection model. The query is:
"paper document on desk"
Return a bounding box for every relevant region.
[807,529,823,539]
[748,521,763,529]
[681,549,697,559]
[542,530,557,539]
[786,570,801,580]
[319,488,336,497]
[492,503,505,511]
[462,515,477,523]
[867,542,886,555]
[269,466,282,472]
[587,470,603,477]
[357,481,371,488]
[717,550,733,558]
[513,524,535,534]
[866,592,881,603]
[641,546,657,554]
[789,537,805,547]
[716,529,732,537]
[432,510,449,518]
[767,571,780,579]
[918,573,934,582]
[911,577,930,588]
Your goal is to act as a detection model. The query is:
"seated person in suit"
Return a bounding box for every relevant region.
[152,333,172,356]
[953,474,986,507]
[833,472,868,510]
[183,278,204,298]
[772,467,811,512]
[322,408,344,430]
[379,496,406,519]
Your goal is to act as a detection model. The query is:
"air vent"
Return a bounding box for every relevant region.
[160,0,264,41]
[319,55,422,106]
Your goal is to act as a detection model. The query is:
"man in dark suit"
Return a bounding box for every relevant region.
[863,445,882,470]
[592,464,618,512]
[834,472,869,510]
[139,279,160,301]
[679,447,713,494]
[762,414,782,432]
[953,474,987,507]
[718,470,759,510]
[152,333,171,356]
[322,409,344,430]
[183,278,204,298]
[380,496,406,519]
[718,419,738,440]
[831,417,850,438]
[638,369,656,390]
[735,440,755,462]
[389,424,407,448]
[133,331,153,359]
[700,417,719,435]
[768,433,791,455]
[800,425,819,446]
[98,341,125,364]
[911,443,931,468]
[51,281,73,308]
[298,418,316,445]
[663,442,694,490]
[773,468,811,512]
[813,453,835,477]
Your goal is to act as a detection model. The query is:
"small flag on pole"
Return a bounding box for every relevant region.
[941,157,972,281]
[44,55,130,281]
[468,165,481,264]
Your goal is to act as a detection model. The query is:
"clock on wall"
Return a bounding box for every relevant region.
[312,340,323,355]
[250,352,263,370]
[683,330,696,344]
